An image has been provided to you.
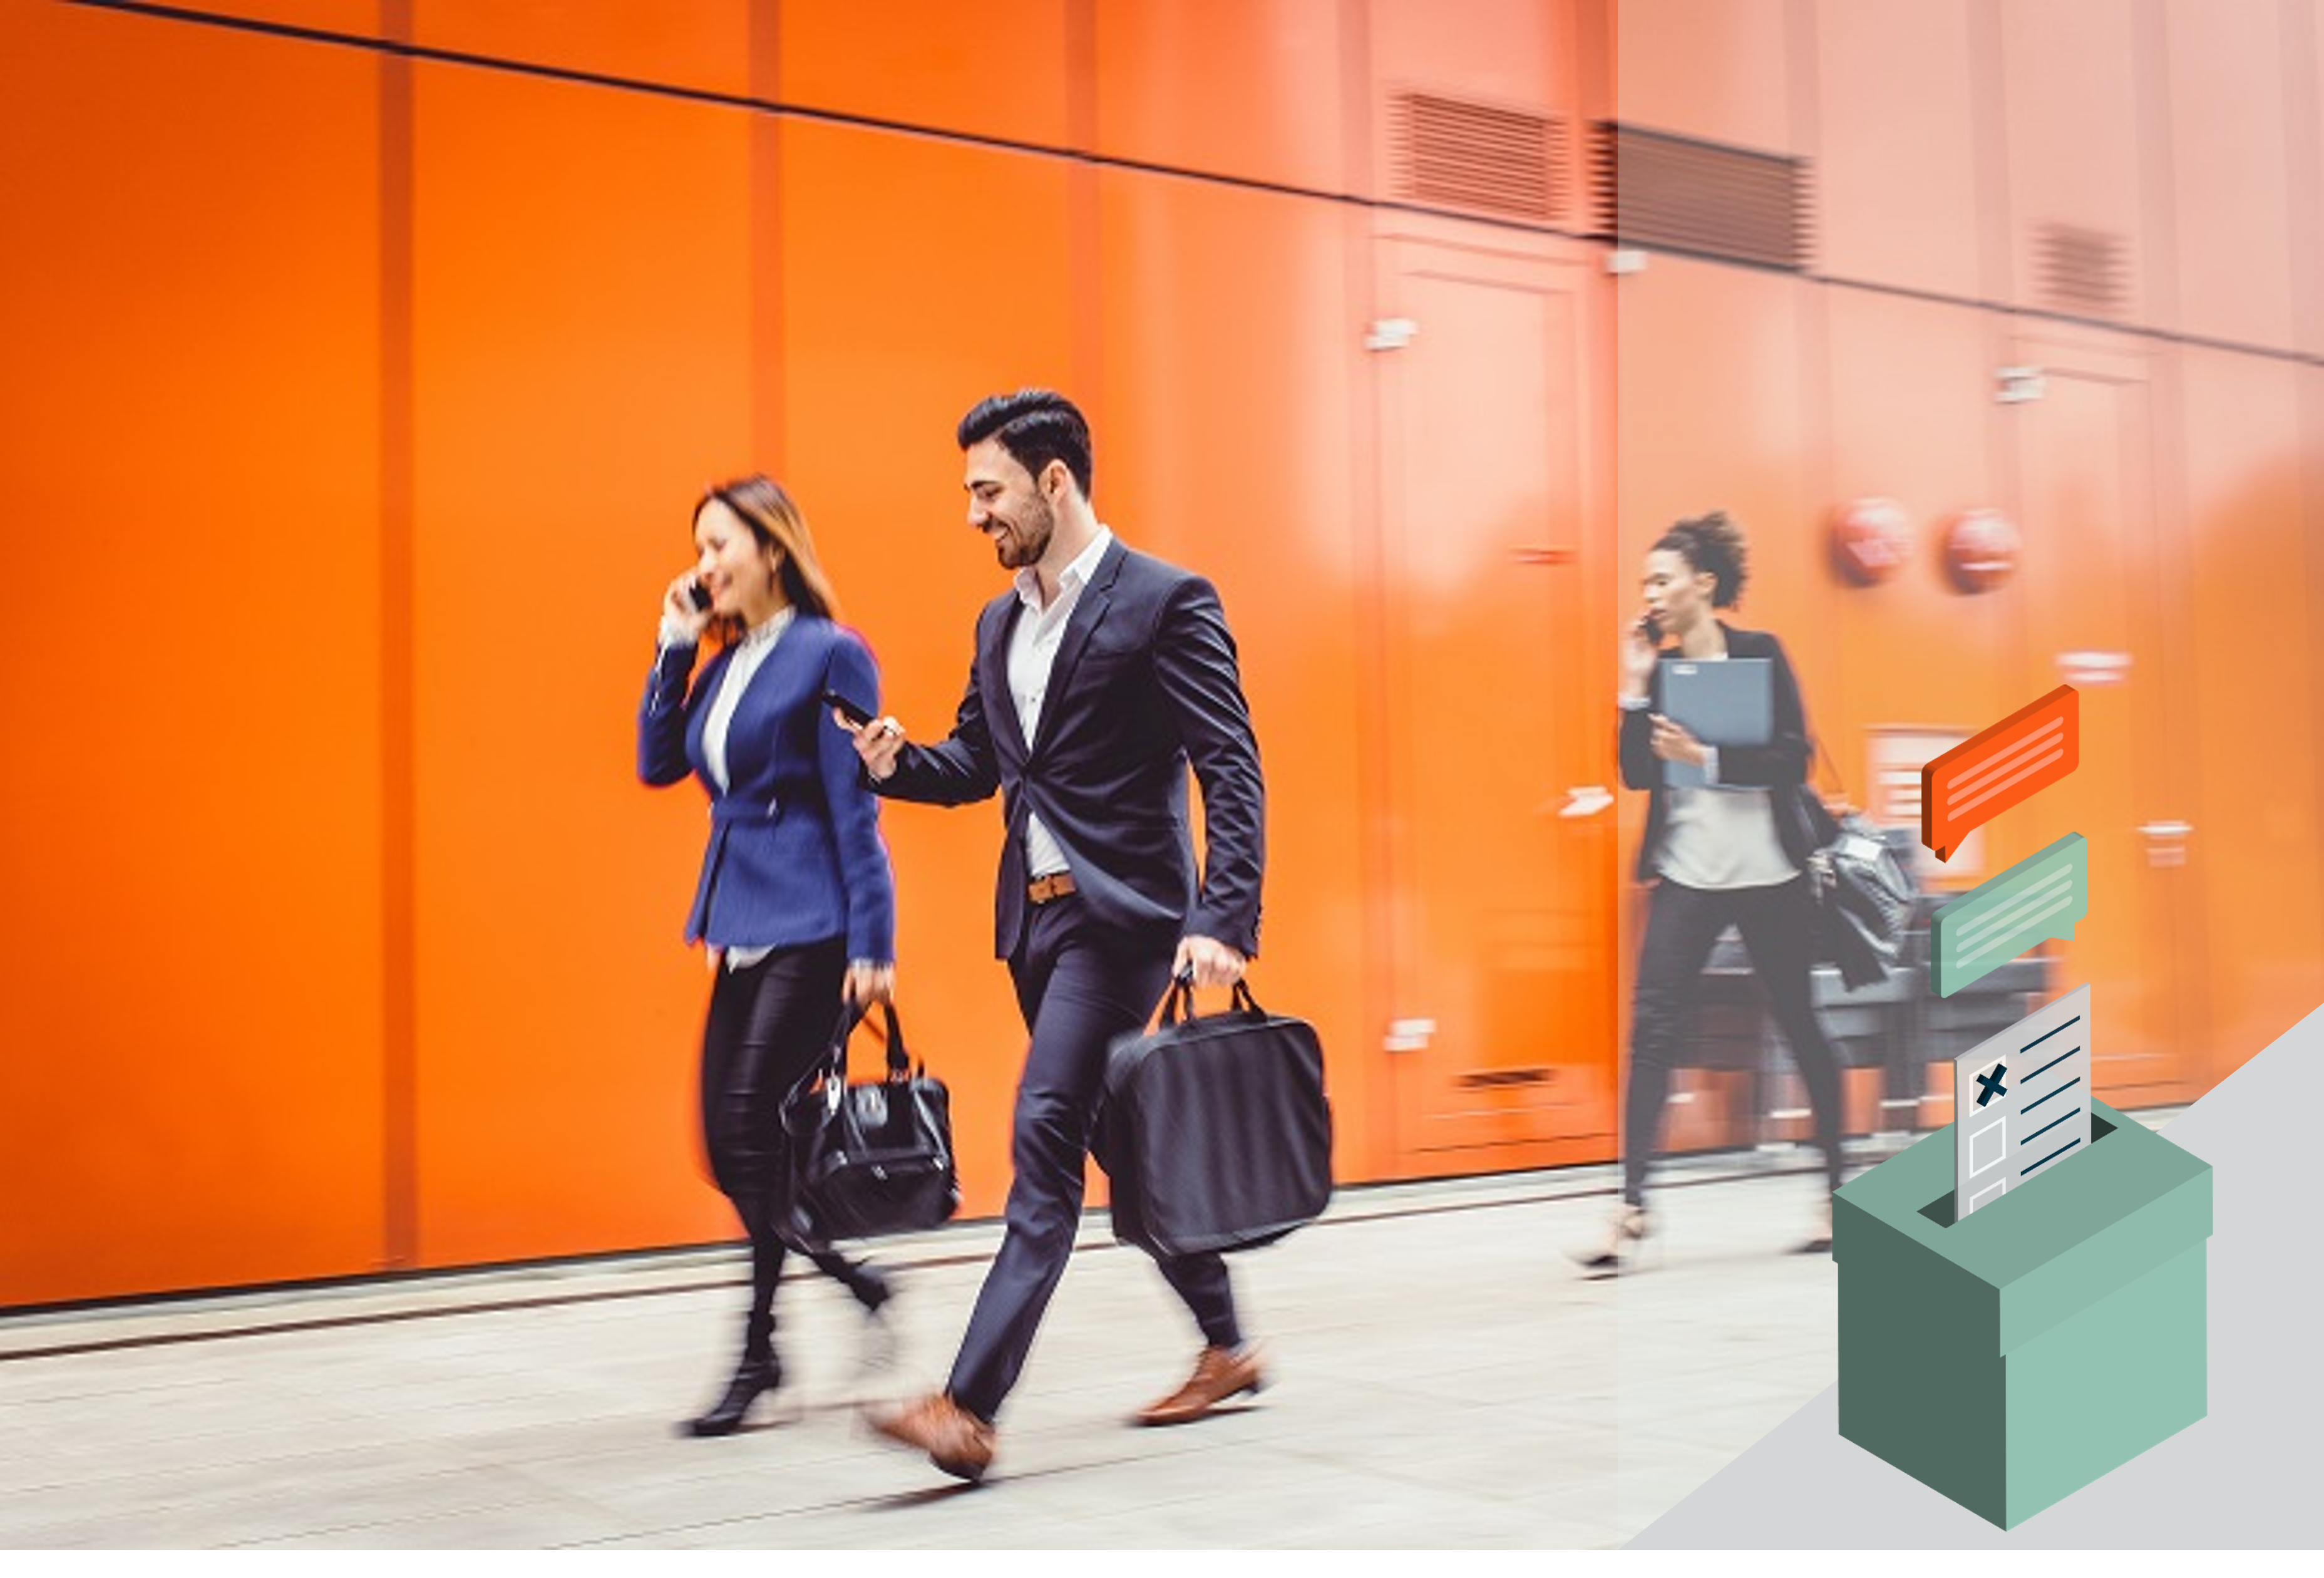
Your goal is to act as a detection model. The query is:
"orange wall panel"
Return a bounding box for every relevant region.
[1811,0,1985,299]
[409,64,755,1265]
[1095,171,1377,1176]
[1818,290,2011,784]
[779,0,1074,148]
[1094,0,1353,193]
[170,1,383,35]
[2177,348,2324,1076]
[0,1,386,1303]
[2159,0,2296,350]
[1613,0,1794,152]
[1997,0,2149,322]
[2307,3,2324,358]
[776,123,1079,1219]
[413,0,751,96]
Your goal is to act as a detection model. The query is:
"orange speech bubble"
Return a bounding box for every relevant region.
[1921,685,2080,862]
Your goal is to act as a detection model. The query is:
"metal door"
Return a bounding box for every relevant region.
[1372,229,1617,1168]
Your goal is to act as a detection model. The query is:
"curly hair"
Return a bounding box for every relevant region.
[1655,511,1749,609]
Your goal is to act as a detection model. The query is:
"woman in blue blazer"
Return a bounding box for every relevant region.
[638,475,898,1435]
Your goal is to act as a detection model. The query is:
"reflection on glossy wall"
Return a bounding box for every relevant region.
[2,0,2318,1307]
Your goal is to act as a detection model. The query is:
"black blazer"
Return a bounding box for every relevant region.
[875,537,1266,960]
[1618,622,1823,884]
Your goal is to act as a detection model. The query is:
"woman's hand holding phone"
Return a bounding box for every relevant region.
[1620,609,1662,697]
[662,571,712,643]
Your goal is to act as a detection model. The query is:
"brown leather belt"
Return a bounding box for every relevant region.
[1027,871,1078,905]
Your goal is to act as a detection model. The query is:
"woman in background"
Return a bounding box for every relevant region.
[638,476,898,1433]
[1583,511,1846,1272]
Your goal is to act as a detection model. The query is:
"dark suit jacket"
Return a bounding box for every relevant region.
[875,537,1265,961]
[1618,622,1822,884]
[638,616,897,962]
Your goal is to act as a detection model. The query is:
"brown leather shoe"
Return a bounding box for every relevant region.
[1134,1343,1267,1427]
[865,1392,995,1482]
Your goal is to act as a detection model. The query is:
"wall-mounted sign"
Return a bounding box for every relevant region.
[2056,650,2132,686]
[1945,508,2019,593]
[1831,497,1913,586]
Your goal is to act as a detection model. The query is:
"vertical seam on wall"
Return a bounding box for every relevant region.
[1340,0,1400,1173]
[2134,0,2194,1070]
[2134,0,2180,330]
[2286,0,2324,1097]
[2285,0,2324,353]
[750,1,784,466]
[378,0,418,1271]
[1788,0,1836,727]
[1066,0,1101,414]
[1968,0,2027,697]
[1967,0,2013,309]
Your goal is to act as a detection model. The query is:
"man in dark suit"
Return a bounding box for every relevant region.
[845,389,1267,1482]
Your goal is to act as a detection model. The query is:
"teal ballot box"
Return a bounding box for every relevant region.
[1834,1101,2211,1529]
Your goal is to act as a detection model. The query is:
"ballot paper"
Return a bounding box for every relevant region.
[1952,984,2093,1220]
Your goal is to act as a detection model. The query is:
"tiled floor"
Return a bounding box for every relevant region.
[0,1160,1849,1548]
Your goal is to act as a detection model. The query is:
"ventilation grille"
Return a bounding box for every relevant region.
[2034,224,2129,317]
[1390,91,1564,222]
[1591,123,1812,271]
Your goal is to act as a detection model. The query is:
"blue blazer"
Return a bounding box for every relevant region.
[875,537,1265,961]
[638,616,896,962]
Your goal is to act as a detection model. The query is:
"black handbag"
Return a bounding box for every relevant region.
[783,1000,960,1239]
[1098,977,1333,1259]
[1801,743,1915,990]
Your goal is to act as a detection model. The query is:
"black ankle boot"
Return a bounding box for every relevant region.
[684,1355,780,1437]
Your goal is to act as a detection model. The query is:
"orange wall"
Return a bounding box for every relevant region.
[4,0,2321,1306]
[1,0,389,1299]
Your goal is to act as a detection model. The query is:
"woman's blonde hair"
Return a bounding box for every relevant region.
[697,475,842,639]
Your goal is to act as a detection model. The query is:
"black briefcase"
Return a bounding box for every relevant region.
[783,1001,960,1239]
[1099,977,1333,1259]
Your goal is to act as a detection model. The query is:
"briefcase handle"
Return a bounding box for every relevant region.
[1157,971,1265,1028]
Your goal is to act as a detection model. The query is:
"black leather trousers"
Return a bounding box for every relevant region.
[700,937,887,1363]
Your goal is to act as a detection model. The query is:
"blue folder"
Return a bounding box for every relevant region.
[1660,657,1773,789]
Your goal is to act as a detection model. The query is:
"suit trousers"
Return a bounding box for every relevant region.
[1622,873,1846,1208]
[947,895,1241,1422]
[700,936,887,1363]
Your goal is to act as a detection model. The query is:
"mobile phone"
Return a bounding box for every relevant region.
[1638,610,1662,643]
[686,580,714,612]
[821,688,875,728]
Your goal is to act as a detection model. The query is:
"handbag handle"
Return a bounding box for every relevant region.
[1808,732,1860,815]
[783,998,913,1138]
[826,998,913,1086]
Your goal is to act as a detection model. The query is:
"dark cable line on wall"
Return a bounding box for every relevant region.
[68,0,2324,379]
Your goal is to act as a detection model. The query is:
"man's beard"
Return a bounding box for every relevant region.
[995,499,1054,569]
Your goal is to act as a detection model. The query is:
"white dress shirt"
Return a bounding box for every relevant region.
[701,607,794,795]
[1010,527,1114,879]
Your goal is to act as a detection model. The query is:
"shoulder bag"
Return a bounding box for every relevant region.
[1802,741,1916,990]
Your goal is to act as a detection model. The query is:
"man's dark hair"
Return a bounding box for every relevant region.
[957,389,1094,502]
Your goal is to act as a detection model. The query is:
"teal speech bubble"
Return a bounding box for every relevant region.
[1929,832,2089,998]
